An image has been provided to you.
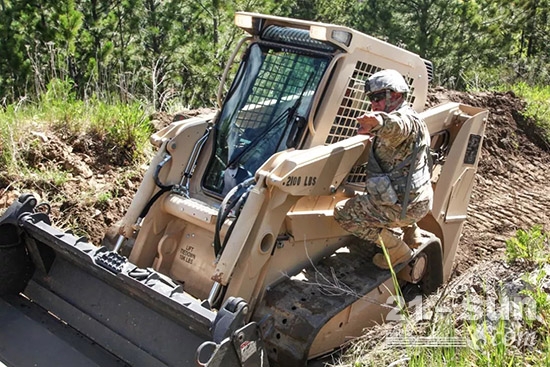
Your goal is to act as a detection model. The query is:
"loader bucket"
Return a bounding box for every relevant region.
[0,195,269,367]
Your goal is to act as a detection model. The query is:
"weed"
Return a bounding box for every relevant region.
[29,168,71,188]
[505,225,549,266]
[97,191,113,205]
[90,100,153,164]
[511,82,550,146]
[519,268,550,333]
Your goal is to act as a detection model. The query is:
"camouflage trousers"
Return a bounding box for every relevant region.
[333,190,432,245]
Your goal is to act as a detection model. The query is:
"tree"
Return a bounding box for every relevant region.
[0,0,59,99]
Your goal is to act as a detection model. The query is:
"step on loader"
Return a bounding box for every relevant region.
[0,12,488,367]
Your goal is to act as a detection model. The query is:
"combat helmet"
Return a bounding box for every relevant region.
[365,69,410,95]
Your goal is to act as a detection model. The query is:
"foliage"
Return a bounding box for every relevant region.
[1,0,550,109]
[0,0,295,110]
[0,78,151,178]
[510,83,550,145]
[520,269,550,332]
[0,103,25,173]
[505,225,550,266]
[90,100,153,163]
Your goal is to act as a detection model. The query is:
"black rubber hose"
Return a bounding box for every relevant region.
[214,177,255,257]
[138,150,175,222]
[154,154,173,190]
[214,185,247,256]
[138,186,172,220]
[220,188,251,251]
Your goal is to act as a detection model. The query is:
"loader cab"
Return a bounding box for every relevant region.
[123,13,439,301]
[202,28,333,197]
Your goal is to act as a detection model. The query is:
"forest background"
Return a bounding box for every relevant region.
[1,0,549,111]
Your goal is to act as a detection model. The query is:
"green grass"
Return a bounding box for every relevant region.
[505,225,549,266]
[32,168,72,188]
[0,78,153,179]
[89,100,153,162]
[337,226,550,367]
[510,82,550,145]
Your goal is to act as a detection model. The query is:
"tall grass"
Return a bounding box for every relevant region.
[89,100,153,162]
[338,226,550,367]
[510,82,550,146]
[0,78,153,178]
[0,103,23,173]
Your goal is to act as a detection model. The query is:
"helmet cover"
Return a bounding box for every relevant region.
[365,69,410,95]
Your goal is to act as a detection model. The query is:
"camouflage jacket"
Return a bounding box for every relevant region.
[365,103,432,207]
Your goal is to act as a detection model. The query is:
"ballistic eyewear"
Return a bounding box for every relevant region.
[368,91,387,103]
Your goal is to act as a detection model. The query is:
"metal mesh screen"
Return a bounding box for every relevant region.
[203,42,330,196]
[325,61,416,185]
[235,50,325,131]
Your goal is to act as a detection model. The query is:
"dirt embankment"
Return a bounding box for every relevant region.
[428,88,550,275]
[1,90,549,274]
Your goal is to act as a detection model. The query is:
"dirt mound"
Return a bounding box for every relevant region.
[428,87,550,275]
[0,130,142,244]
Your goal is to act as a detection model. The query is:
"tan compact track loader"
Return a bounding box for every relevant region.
[0,12,488,367]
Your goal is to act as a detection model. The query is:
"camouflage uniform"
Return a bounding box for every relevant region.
[334,102,433,244]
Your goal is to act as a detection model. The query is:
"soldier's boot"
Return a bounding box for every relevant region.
[402,223,424,249]
[373,229,413,270]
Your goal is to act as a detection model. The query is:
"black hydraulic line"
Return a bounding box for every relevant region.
[214,188,243,256]
[213,177,255,257]
[153,153,173,190]
[138,186,172,220]
[213,186,248,256]
[220,188,252,251]
[138,148,176,223]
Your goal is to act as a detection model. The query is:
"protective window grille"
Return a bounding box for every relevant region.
[203,45,328,195]
[236,50,324,131]
[325,61,416,184]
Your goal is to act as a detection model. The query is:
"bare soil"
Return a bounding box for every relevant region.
[428,88,550,276]
[1,90,549,278]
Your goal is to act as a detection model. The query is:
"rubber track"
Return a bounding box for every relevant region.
[253,239,403,367]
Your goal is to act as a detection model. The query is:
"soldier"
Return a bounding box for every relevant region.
[334,69,433,269]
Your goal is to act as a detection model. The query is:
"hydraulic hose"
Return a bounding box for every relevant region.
[213,177,255,257]
[220,188,252,250]
[153,153,174,190]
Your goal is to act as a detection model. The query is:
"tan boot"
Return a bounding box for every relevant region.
[373,229,413,270]
[402,223,424,249]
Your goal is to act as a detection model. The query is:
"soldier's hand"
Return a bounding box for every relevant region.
[356,113,382,135]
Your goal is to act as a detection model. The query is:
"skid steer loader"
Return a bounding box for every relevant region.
[0,12,487,367]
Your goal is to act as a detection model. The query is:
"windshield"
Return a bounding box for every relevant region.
[203,43,330,196]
